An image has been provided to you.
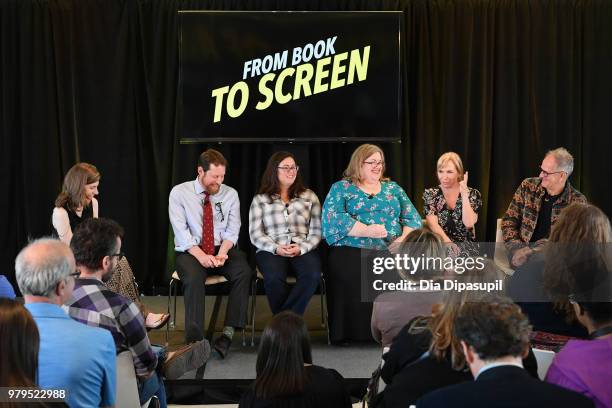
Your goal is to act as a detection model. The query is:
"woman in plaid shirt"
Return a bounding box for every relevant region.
[249,152,322,315]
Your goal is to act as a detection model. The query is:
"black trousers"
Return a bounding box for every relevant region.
[175,247,253,343]
[327,245,374,343]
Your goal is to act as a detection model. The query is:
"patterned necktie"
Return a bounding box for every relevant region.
[201,192,215,255]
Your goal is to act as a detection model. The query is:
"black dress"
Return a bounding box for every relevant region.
[239,365,352,408]
[422,187,482,256]
[51,204,93,237]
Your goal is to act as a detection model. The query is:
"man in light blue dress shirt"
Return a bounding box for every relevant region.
[169,149,253,358]
[15,238,116,408]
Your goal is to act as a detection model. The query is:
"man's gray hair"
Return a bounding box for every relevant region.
[15,238,73,298]
[546,147,574,176]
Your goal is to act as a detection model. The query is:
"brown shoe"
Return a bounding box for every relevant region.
[163,339,211,380]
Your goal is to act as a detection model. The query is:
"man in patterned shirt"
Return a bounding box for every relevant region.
[65,218,210,408]
[502,147,587,268]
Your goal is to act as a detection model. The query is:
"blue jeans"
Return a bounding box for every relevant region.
[256,249,321,315]
[138,345,167,408]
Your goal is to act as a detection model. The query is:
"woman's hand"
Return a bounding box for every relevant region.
[367,224,388,238]
[459,171,469,195]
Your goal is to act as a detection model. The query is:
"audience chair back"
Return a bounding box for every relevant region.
[533,348,555,380]
[116,350,151,408]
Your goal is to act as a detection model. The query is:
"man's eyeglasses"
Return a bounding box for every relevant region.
[278,166,299,173]
[215,202,225,222]
[109,252,125,261]
[363,161,385,167]
[540,168,564,177]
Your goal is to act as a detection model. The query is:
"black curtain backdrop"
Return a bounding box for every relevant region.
[1,0,611,293]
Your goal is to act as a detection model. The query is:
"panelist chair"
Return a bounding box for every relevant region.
[165,271,246,347]
[495,218,515,276]
[249,267,330,346]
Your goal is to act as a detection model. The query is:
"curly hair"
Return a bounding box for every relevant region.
[454,296,531,360]
[70,218,124,270]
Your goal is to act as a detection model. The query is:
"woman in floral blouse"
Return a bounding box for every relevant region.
[423,152,482,256]
[322,144,422,343]
[249,152,322,316]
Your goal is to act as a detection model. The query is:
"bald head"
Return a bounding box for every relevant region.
[15,238,75,299]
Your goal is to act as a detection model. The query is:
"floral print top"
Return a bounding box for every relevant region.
[423,186,482,243]
[322,180,422,250]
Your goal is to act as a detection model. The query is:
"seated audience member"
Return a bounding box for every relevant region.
[249,151,322,315]
[0,298,68,408]
[15,238,116,408]
[543,204,612,407]
[65,218,211,408]
[502,147,586,268]
[0,274,16,299]
[509,203,610,336]
[239,311,352,408]
[416,296,594,408]
[546,301,612,408]
[52,162,168,329]
[423,152,482,256]
[371,227,445,348]
[380,262,537,407]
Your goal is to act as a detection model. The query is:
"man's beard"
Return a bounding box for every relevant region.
[101,265,115,283]
[206,183,221,195]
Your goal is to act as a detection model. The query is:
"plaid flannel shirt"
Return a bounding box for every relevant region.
[64,278,157,377]
[249,189,322,255]
[501,177,587,254]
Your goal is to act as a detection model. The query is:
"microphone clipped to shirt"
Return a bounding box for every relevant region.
[368,194,374,199]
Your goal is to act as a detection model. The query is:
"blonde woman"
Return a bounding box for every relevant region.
[52,163,169,329]
[322,144,421,343]
[423,152,482,256]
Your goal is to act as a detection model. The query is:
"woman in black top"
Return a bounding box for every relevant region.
[51,162,168,329]
[239,311,352,408]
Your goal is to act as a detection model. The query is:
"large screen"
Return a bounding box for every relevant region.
[179,11,403,143]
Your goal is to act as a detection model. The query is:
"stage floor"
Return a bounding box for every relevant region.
[144,295,382,380]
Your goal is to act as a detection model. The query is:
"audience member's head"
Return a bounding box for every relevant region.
[427,261,506,370]
[397,227,445,281]
[570,298,612,336]
[454,295,531,377]
[544,203,612,300]
[70,218,124,282]
[55,162,101,211]
[15,238,76,304]
[0,298,40,387]
[254,311,313,399]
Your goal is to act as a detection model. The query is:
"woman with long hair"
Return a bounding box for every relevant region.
[322,144,422,343]
[423,152,482,256]
[0,298,39,387]
[249,152,322,315]
[239,311,351,408]
[52,162,168,329]
[370,227,445,348]
[509,203,611,337]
